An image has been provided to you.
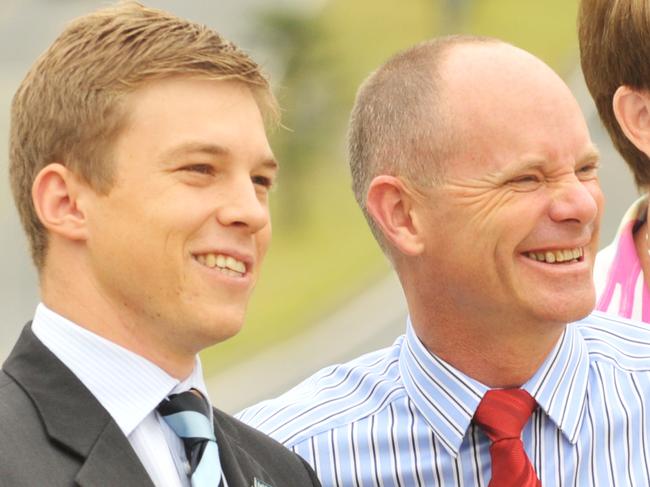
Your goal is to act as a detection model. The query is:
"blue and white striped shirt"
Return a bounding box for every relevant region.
[238,312,650,486]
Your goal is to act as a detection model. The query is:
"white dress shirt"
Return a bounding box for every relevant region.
[240,313,650,486]
[32,303,212,487]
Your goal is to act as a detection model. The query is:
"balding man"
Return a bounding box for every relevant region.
[238,36,650,486]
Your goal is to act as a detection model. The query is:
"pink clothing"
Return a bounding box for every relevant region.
[594,197,650,322]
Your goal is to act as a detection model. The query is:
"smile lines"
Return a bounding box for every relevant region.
[194,253,246,276]
[526,248,583,264]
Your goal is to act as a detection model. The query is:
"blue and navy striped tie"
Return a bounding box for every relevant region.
[157,390,223,486]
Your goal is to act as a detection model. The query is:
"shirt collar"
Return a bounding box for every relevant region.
[612,195,647,243]
[399,319,486,456]
[522,323,590,444]
[31,303,211,437]
[399,317,590,456]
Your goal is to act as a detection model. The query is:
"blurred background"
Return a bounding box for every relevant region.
[0,0,637,412]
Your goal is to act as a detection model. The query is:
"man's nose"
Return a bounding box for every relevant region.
[216,178,270,232]
[548,176,601,225]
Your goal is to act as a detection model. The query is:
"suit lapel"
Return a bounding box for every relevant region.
[215,415,270,487]
[3,324,154,486]
[75,419,154,486]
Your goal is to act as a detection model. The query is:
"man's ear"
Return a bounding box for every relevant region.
[613,85,650,155]
[366,175,425,256]
[32,163,90,242]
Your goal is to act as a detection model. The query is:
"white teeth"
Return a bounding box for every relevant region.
[194,252,246,275]
[527,247,583,264]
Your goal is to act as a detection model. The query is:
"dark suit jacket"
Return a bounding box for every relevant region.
[0,324,321,487]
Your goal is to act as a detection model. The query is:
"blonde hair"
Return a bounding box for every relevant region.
[10,1,277,269]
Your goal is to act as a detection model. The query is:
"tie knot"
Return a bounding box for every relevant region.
[157,389,220,481]
[157,389,215,442]
[158,390,211,418]
[474,389,537,442]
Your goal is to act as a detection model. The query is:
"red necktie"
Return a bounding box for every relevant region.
[473,389,541,487]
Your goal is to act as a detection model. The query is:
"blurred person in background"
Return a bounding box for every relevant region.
[239,36,650,486]
[0,2,321,486]
[579,0,650,322]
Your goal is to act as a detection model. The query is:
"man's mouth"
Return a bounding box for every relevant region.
[193,253,247,276]
[525,247,584,264]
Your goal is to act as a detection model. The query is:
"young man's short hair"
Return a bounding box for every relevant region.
[10,1,277,269]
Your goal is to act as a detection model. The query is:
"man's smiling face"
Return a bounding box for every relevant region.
[83,77,276,358]
[414,43,603,329]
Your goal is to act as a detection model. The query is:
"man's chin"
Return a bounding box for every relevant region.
[532,293,596,327]
[201,313,246,345]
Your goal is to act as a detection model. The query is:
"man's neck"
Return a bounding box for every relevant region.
[408,307,566,388]
[40,271,196,379]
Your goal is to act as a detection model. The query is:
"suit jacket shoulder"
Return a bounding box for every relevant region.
[1,324,320,487]
[0,370,81,485]
[0,324,155,486]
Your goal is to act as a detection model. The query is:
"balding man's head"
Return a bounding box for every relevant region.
[353,36,601,335]
[349,37,590,256]
[348,35,497,251]
[439,41,588,178]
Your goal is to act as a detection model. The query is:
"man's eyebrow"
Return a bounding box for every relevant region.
[500,157,546,175]
[159,141,279,169]
[261,158,279,171]
[512,146,601,172]
[516,158,545,171]
[578,145,600,165]
[159,142,229,161]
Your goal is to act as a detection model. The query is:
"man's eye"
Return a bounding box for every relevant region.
[505,174,542,192]
[182,164,214,175]
[509,175,541,185]
[252,175,273,189]
[576,163,599,179]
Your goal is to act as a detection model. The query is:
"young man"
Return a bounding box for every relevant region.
[239,36,650,485]
[2,3,320,486]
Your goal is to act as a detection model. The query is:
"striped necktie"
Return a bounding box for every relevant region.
[473,389,541,487]
[157,389,223,487]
